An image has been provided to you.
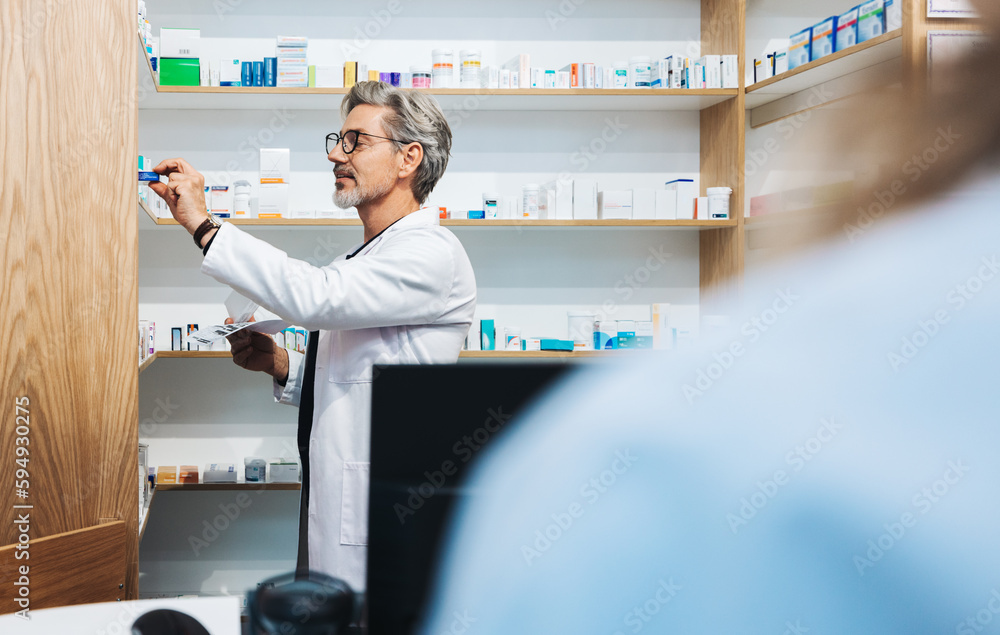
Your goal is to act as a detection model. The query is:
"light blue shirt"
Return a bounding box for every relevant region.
[421,173,1000,635]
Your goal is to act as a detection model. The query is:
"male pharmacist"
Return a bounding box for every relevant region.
[150,81,477,592]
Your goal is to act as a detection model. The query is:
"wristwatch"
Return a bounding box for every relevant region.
[193,215,221,248]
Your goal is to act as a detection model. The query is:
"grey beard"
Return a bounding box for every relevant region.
[333,170,396,209]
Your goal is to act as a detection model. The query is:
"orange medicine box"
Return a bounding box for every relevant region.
[155,466,178,484]
[179,465,200,483]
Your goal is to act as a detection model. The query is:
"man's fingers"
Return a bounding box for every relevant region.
[152,158,184,176]
[148,181,171,200]
[232,346,251,368]
[152,157,195,176]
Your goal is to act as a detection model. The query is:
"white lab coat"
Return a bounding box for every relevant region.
[201,208,477,590]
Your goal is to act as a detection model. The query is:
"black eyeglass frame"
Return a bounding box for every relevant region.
[326,130,410,155]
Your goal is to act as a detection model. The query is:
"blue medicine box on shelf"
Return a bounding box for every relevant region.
[789,27,813,70]
[837,6,860,51]
[858,0,885,43]
[812,16,837,60]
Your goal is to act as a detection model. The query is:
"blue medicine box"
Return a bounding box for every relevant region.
[858,0,885,43]
[812,16,837,60]
[837,7,860,51]
[789,27,812,70]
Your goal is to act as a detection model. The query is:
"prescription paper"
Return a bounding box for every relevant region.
[186,319,289,347]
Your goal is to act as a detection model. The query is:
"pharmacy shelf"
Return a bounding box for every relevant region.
[745,30,903,109]
[136,31,735,112]
[139,349,633,373]
[460,350,638,358]
[142,86,739,112]
[153,482,301,491]
[143,216,737,229]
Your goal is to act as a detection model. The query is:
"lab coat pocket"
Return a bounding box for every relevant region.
[340,462,370,546]
[328,327,400,384]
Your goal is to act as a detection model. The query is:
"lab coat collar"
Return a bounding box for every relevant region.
[346,208,440,258]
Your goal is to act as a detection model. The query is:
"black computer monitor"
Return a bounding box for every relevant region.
[367,363,572,634]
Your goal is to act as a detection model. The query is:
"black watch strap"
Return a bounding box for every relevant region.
[193,216,221,248]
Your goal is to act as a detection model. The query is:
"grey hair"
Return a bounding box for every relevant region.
[341,81,452,205]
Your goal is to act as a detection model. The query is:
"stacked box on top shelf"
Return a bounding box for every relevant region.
[277,36,308,88]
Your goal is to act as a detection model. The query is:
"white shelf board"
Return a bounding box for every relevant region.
[745,31,902,109]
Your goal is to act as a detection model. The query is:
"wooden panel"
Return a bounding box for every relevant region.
[700,94,745,315]
[0,522,127,611]
[700,0,746,317]
[0,0,139,602]
[903,0,984,93]
[702,0,745,56]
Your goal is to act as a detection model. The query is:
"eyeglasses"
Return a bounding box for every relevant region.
[326,130,407,155]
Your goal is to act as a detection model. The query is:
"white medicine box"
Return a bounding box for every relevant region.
[260,148,291,184]
[160,28,200,59]
[598,190,633,220]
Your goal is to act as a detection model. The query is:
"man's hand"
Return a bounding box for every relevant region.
[149,158,209,235]
[225,318,290,385]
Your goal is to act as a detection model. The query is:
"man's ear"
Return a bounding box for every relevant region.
[398,143,423,180]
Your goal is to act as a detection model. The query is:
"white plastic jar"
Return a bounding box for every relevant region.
[431,48,454,88]
[522,184,540,219]
[244,457,266,483]
[460,49,481,88]
[706,186,733,220]
[629,56,652,88]
[233,180,251,218]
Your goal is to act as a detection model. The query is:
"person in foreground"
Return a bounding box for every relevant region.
[150,82,476,592]
[420,3,1000,633]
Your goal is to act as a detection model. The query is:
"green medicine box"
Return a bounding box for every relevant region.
[159,57,200,86]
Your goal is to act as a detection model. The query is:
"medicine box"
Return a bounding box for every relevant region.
[315,65,342,88]
[837,7,860,51]
[654,189,677,220]
[179,466,200,484]
[573,180,598,219]
[210,186,231,219]
[155,466,177,485]
[598,190,633,220]
[204,464,238,484]
[812,17,837,60]
[259,184,289,218]
[260,148,290,184]
[480,319,495,351]
[554,179,573,220]
[633,188,656,220]
[789,27,812,69]
[885,0,901,32]
[539,339,574,352]
[159,58,200,86]
[858,0,885,43]
[269,461,301,483]
[617,320,637,349]
[159,28,200,58]
[635,321,654,349]
[665,179,696,220]
[773,50,789,75]
[220,58,242,86]
[594,321,618,350]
